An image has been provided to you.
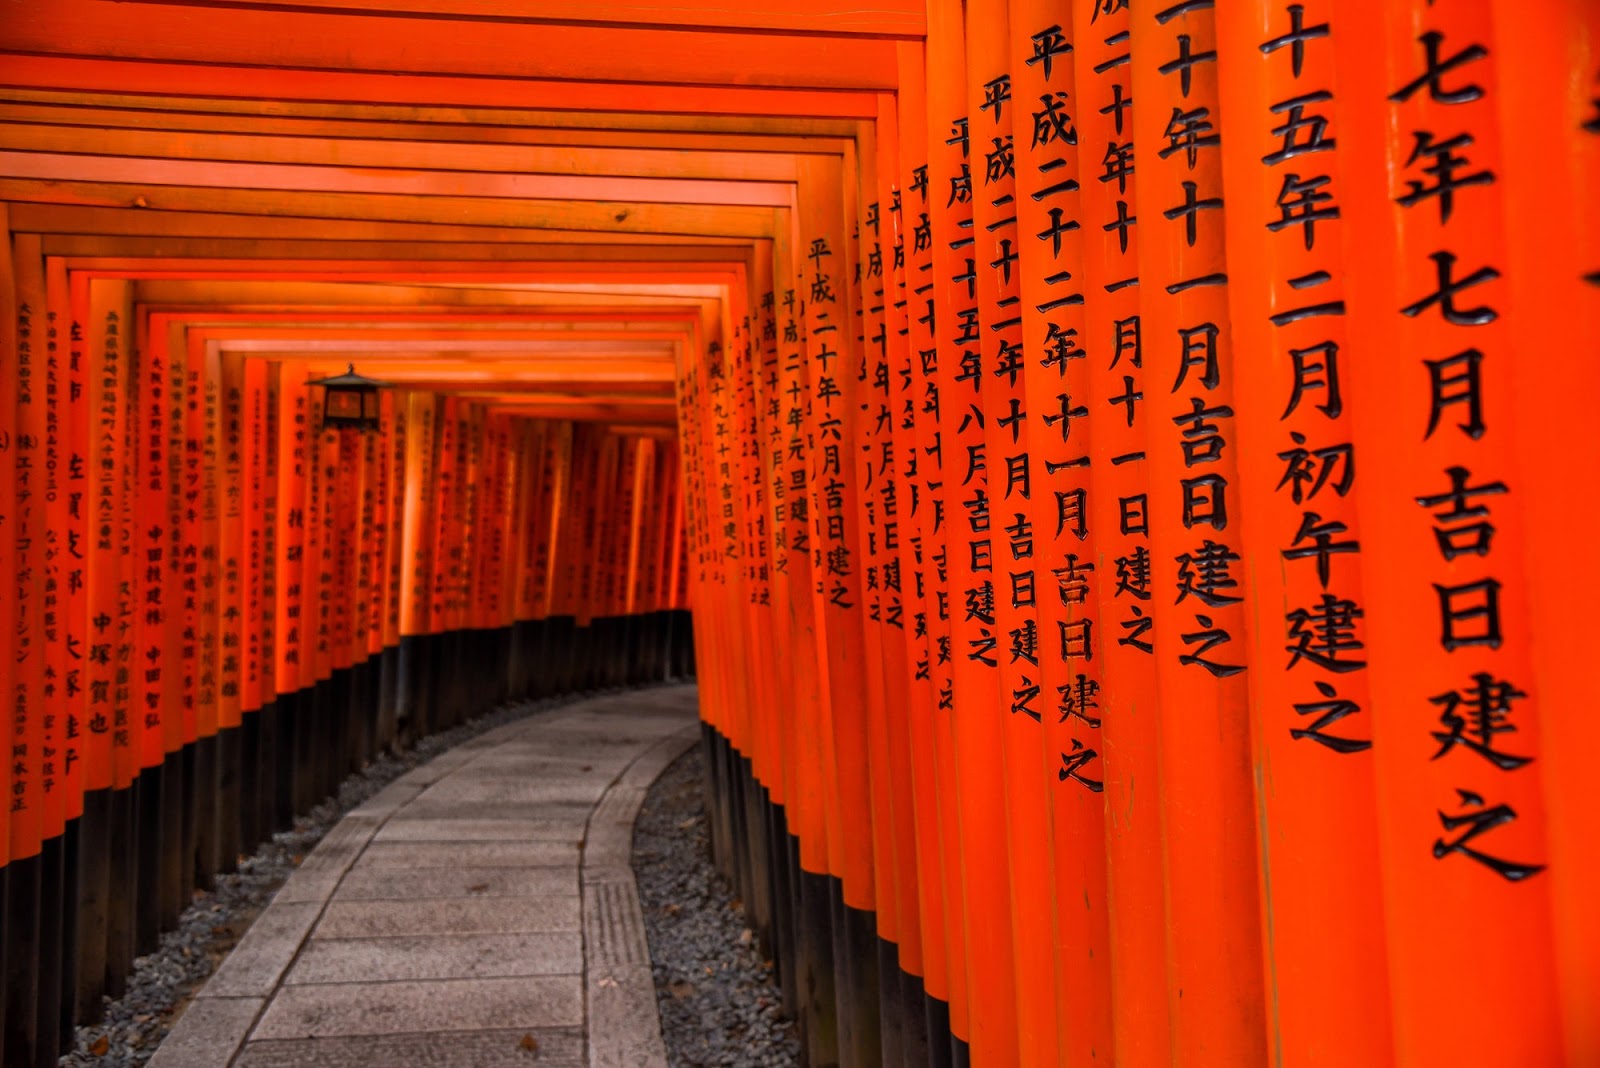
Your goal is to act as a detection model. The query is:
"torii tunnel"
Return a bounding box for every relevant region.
[0,0,1596,1065]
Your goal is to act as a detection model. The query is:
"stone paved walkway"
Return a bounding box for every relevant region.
[148,685,701,1068]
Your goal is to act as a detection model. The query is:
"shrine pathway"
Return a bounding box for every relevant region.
[147,685,701,1068]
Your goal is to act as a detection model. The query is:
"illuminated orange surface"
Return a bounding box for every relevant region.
[1,1,1596,1065]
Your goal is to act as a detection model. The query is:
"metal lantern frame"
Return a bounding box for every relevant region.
[305,363,390,432]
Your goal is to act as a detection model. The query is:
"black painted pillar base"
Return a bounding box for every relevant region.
[494,625,515,709]
[4,856,40,1068]
[878,938,905,1068]
[178,741,198,906]
[616,616,634,688]
[700,726,731,881]
[672,609,697,678]
[134,764,163,956]
[454,629,467,719]
[75,787,112,1027]
[663,610,677,680]
[354,658,376,774]
[301,680,326,810]
[782,832,805,1020]
[570,620,590,692]
[422,635,442,733]
[510,621,529,699]
[728,748,755,918]
[426,631,442,731]
[377,644,400,754]
[104,784,136,999]
[258,699,282,839]
[702,723,969,1068]
[327,667,348,793]
[160,747,186,933]
[751,784,782,970]
[530,618,552,698]
[431,630,448,730]
[766,801,799,1020]
[395,634,422,749]
[897,967,935,1068]
[926,992,956,1068]
[797,868,841,1068]
[617,615,635,686]
[457,631,475,715]
[60,815,81,1056]
[36,834,63,1068]
[276,690,302,831]
[217,725,243,875]
[238,707,261,854]
[830,886,882,1068]
[557,616,579,694]
[193,732,221,889]
[647,611,664,682]
[379,648,394,749]
[589,620,605,690]
[0,864,7,1068]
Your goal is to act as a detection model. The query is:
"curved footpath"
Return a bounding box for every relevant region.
[146,685,702,1068]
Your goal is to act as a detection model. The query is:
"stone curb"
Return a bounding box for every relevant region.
[581,723,701,1068]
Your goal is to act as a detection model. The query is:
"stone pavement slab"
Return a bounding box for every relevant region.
[331,865,575,902]
[251,976,585,1038]
[149,685,700,1068]
[309,895,581,939]
[350,839,579,869]
[387,799,596,823]
[234,1027,584,1068]
[284,932,582,985]
[372,816,587,842]
[415,778,612,805]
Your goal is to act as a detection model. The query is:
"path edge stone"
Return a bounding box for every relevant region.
[582,723,701,1068]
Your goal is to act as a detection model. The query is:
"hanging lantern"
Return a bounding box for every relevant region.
[305,364,388,432]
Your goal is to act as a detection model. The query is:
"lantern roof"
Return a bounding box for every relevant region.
[305,364,390,390]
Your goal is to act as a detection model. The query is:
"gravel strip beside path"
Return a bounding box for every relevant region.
[60,691,615,1068]
[632,749,800,1068]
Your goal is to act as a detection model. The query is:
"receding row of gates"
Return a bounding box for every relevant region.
[680,2,1598,1067]
[0,254,693,1063]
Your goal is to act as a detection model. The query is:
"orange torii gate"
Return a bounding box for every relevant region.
[2,246,705,1065]
[1,1,1598,1066]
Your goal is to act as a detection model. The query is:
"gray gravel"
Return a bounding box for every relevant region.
[633,748,800,1068]
[60,689,621,1068]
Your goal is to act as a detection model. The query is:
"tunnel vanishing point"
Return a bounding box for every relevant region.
[0,0,1596,1065]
